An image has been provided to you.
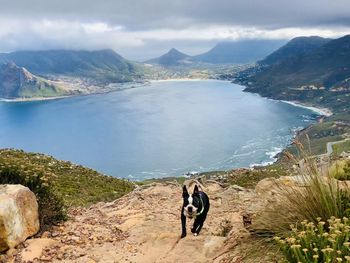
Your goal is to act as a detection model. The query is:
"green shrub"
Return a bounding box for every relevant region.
[329,159,350,181]
[0,149,134,207]
[275,217,350,263]
[0,167,67,229]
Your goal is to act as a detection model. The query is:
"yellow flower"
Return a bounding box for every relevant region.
[287,237,296,244]
[291,244,301,249]
[321,247,334,253]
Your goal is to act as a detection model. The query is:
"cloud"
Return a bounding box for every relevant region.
[0,0,349,30]
[0,0,349,60]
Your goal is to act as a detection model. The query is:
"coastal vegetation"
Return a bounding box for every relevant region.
[275,217,350,262]
[329,159,350,181]
[332,141,350,156]
[0,149,134,228]
[250,148,350,262]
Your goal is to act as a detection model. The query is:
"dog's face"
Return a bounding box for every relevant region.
[182,185,200,218]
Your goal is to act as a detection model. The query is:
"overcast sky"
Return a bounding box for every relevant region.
[0,0,349,60]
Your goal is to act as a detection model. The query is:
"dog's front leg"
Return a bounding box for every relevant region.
[181,209,187,238]
[191,218,201,236]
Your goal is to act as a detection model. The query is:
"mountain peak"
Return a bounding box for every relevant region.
[1,62,33,81]
[145,48,191,66]
[167,48,182,54]
[260,36,331,65]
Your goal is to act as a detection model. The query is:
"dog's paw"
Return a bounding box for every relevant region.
[181,232,186,238]
[193,233,198,236]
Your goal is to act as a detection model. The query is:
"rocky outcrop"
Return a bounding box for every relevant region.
[0,62,67,99]
[0,184,40,252]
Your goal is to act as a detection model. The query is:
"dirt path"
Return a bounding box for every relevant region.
[13,180,257,263]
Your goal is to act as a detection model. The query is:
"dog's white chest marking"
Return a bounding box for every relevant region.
[188,194,193,205]
[184,194,198,218]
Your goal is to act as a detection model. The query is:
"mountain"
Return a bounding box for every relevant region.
[260,36,331,65]
[145,48,193,66]
[0,49,143,83]
[0,62,68,99]
[193,40,286,64]
[235,35,350,110]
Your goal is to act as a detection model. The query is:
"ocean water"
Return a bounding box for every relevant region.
[0,80,318,180]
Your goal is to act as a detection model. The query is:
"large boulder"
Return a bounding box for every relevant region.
[0,184,39,252]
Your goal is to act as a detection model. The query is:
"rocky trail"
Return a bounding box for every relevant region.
[7,179,267,263]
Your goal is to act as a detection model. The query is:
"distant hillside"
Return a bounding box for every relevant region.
[260,36,331,65]
[0,62,68,99]
[194,40,286,64]
[235,35,350,111]
[0,49,144,83]
[145,48,193,66]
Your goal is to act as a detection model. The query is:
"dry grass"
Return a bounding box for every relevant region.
[253,140,350,236]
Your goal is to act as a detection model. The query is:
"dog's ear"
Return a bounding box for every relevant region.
[183,185,189,197]
[193,185,199,196]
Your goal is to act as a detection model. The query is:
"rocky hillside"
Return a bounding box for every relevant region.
[0,62,69,99]
[1,148,349,262]
[4,178,278,263]
[234,34,350,112]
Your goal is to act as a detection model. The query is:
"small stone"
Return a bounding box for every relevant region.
[51,231,59,237]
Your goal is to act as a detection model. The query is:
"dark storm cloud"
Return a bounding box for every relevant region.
[0,0,349,30]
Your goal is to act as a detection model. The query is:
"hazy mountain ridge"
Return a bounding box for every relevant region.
[0,49,144,83]
[0,62,69,99]
[145,40,286,66]
[194,40,286,64]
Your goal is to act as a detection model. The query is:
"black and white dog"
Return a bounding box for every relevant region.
[181,184,210,238]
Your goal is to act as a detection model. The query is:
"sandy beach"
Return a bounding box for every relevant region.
[280,100,333,117]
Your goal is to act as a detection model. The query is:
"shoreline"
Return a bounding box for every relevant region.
[0,95,74,103]
[0,78,216,103]
[0,81,150,103]
[150,78,209,83]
